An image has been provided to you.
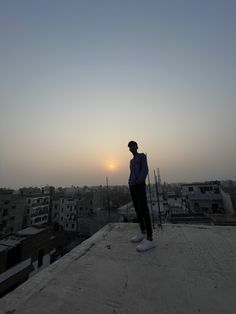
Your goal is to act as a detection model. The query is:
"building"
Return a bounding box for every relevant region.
[0,226,52,297]
[52,198,79,232]
[181,181,223,213]
[0,190,26,234]
[24,195,50,227]
[220,186,236,216]
[0,223,235,313]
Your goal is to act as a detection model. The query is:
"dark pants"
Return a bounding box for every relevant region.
[130,183,153,240]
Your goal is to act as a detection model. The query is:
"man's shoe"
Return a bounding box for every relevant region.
[136,239,155,252]
[130,233,145,243]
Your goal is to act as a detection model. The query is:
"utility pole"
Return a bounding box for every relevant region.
[48,186,54,225]
[157,167,163,196]
[157,168,161,185]
[106,176,110,223]
[76,198,79,234]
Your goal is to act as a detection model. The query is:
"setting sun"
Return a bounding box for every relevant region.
[106,160,117,171]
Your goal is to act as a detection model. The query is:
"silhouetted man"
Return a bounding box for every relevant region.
[128,140,155,252]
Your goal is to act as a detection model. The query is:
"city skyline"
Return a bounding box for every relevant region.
[1,1,236,188]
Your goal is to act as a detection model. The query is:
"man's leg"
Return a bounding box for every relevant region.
[134,183,155,252]
[130,185,146,233]
[138,183,153,240]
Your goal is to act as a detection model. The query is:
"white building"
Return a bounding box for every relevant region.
[220,187,236,216]
[25,195,50,226]
[52,198,78,232]
[181,181,223,213]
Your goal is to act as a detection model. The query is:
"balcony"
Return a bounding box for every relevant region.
[31,209,49,218]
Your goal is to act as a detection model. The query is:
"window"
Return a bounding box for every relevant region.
[6,244,22,269]
[194,202,199,209]
[3,209,8,216]
[200,186,212,193]
[38,248,44,268]
[188,187,193,192]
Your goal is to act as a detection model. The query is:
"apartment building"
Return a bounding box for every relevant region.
[24,195,50,227]
[181,181,223,213]
[0,190,25,234]
[52,198,79,232]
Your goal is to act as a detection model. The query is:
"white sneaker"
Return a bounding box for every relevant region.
[136,239,155,252]
[130,233,145,243]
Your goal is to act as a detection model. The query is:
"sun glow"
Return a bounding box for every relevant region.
[106,160,117,171]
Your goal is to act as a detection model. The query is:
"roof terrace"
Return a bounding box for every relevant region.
[0,223,235,313]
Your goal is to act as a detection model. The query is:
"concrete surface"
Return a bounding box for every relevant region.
[0,223,235,314]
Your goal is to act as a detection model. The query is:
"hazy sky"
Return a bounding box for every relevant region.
[1,0,236,188]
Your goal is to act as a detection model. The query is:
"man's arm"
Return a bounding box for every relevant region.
[136,154,148,184]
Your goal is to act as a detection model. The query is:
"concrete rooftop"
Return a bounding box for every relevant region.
[0,223,235,314]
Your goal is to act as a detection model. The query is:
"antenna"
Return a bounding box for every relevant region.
[146,153,155,229]
[154,170,163,229]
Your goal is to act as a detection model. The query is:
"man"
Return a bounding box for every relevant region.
[128,140,155,252]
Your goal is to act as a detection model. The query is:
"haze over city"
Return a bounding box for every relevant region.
[1,0,236,188]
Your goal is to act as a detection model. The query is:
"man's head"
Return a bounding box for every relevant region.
[128,140,138,155]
